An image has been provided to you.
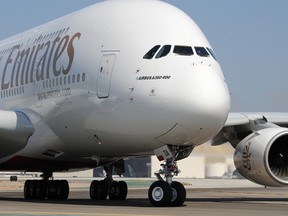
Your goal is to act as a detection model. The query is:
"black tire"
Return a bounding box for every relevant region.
[90,180,98,200]
[117,181,128,200]
[148,181,172,207]
[24,180,47,200]
[108,181,127,200]
[40,180,48,199]
[90,180,108,200]
[35,180,47,199]
[54,180,62,200]
[99,180,108,200]
[60,180,69,200]
[108,181,118,200]
[24,180,32,199]
[170,181,186,206]
[28,180,37,199]
[47,180,56,200]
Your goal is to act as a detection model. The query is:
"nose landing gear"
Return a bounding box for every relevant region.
[148,145,187,207]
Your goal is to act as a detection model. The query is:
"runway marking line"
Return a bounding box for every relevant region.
[0,212,156,216]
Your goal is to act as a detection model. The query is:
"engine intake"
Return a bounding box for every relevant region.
[234,127,288,187]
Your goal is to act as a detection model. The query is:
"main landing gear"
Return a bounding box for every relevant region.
[148,146,187,207]
[24,172,69,200]
[22,162,128,201]
[22,160,128,201]
[89,161,128,201]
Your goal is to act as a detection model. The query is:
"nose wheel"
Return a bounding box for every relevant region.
[170,181,186,206]
[148,181,172,206]
[148,181,186,207]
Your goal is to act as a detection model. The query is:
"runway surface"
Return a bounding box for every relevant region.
[0,179,287,216]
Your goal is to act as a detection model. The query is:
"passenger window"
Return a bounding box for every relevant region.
[173,46,193,56]
[195,47,210,57]
[155,45,171,59]
[206,47,217,61]
[143,45,161,59]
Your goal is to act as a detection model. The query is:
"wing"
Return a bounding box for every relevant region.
[225,112,288,127]
[211,112,288,187]
[212,112,288,146]
[0,110,34,158]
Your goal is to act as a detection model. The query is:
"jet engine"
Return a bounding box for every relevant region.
[0,111,34,158]
[234,127,288,187]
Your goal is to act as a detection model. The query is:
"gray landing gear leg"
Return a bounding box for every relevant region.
[90,160,128,201]
[148,146,186,207]
[23,171,69,200]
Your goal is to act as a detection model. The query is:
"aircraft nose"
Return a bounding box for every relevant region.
[188,65,229,118]
[174,64,230,144]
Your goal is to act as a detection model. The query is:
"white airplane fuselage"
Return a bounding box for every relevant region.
[0,1,230,172]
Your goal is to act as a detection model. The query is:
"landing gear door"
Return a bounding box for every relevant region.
[97,53,116,98]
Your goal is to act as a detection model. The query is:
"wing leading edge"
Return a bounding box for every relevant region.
[212,112,288,147]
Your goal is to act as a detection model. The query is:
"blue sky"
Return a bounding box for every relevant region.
[0,0,288,112]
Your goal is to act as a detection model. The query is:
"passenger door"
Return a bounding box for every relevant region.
[97,53,116,98]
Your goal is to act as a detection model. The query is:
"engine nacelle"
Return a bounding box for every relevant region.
[0,111,34,158]
[234,127,288,187]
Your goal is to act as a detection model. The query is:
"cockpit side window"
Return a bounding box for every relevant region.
[206,47,217,61]
[195,47,210,57]
[173,46,193,56]
[155,45,171,59]
[143,45,161,59]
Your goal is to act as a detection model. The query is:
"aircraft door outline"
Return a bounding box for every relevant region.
[97,53,116,98]
[33,80,42,108]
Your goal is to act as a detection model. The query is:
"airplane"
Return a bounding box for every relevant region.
[0,0,287,207]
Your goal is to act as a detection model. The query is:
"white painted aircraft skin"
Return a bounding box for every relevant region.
[0,0,230,169]
[2,0,288,207]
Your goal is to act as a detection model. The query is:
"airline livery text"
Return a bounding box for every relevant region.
[0,31,82,91]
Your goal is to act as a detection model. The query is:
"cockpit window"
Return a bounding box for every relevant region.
[143,45,161,59]
[206,47,217,61]
[155,45,171,59]
[195,47,210,57]
[173,46,193,56]
[143,45,216,60]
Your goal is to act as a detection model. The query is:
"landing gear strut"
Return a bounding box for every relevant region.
[23,171,69,200]
[148,145,187,207]
[89,160,128,201]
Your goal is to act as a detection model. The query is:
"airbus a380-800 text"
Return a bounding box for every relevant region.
[0,0,288,207]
